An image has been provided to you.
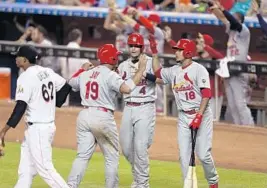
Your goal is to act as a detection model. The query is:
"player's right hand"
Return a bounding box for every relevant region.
[81,62,94,71]
[148,34,158,54]
[138,54,147,71]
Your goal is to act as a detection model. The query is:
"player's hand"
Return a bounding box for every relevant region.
[138,54,147,71]
[251,0,260,14]
[81,62,94,71]
[163,26,172,42]
[189,113,203,129]
[148,34,158,54]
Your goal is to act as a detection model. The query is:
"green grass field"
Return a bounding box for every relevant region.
[0,143,266,188]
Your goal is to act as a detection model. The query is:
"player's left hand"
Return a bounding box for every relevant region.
[190,113,203,129]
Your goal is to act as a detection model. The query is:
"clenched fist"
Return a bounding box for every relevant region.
[82,62,94,71]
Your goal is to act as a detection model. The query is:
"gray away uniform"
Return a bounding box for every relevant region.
[225,24,254,125]
[159,62,219,185]
[68,65,127,188]
[118,55,156,188]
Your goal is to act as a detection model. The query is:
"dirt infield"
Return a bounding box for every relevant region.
[0,101,266,173]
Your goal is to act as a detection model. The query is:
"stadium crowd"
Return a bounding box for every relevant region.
[1,0,267,16]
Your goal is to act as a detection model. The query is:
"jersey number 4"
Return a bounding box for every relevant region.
[85,81,99,100]
[42,81,54,102]
[139,86,146,95]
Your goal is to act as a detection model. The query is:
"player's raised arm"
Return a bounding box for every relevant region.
[149,34,161,74]
[103,8,123,33]
[115,7,155,33]
[251,1,267,36]
[208,1,243,32]
[205,1,230,28]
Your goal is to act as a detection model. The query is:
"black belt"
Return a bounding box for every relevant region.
[126,101,154,106]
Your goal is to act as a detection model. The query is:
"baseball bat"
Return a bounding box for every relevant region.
[183,128,198,188]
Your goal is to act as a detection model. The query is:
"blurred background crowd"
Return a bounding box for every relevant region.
[0,0,266,126]
[1,0,267,15]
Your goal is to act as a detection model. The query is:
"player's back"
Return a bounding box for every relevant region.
[227,24,250,61]
[16,65,66,123]
[78,65,122,111]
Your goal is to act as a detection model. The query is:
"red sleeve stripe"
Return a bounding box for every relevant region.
[201,88,211,98]
[155,68,162,79]
[71,68,85,78]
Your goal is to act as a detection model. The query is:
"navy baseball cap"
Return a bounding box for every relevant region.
[11,45,41,64]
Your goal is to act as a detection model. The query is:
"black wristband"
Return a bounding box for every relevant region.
[145,73,157,82]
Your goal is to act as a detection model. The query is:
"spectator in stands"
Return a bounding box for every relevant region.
[53,0,93,6]
[17,24,61,74]
[3,0,31,3]
[60,28,92,106]
[218,0,235,11]
[230,0,252,16]
[136,0,155,10]
[98,0,127,8]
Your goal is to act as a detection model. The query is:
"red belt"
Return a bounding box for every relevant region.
[84,106,113,114]
[126,101,154,106]
[183,109,197,115]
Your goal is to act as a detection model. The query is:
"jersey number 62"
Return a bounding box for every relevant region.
[42,81,54,102]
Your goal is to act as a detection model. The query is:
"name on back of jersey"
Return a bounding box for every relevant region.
[37,71,50,81]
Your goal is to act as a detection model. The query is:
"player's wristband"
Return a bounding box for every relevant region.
[145,73,157,82]
[125,79,136,91]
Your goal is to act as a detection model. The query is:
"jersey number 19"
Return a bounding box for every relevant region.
[85,81,99,100]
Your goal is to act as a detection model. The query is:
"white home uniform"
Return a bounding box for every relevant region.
[159,62,219,185]
[117,55,156,187]
[14,65,69,188]
[67,65,126,188]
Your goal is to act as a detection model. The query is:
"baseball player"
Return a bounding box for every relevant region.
[208,1,255,125]
[149,36,219,188]
[116,7,165,113]
[0,45,72,188]
[117,33,162,188]
[67,44,147,188]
